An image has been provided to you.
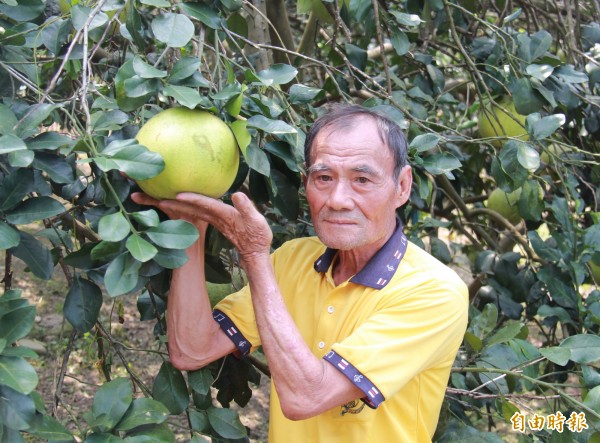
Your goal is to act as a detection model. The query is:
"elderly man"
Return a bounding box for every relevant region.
[132,104,468,442]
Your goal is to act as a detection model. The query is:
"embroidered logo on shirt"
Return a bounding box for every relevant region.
[338,359,349,370]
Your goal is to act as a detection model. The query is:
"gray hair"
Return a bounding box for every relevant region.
[304,104,409,181]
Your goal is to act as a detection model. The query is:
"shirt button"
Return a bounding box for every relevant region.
[318,341,325,349]
[327,306,335,314]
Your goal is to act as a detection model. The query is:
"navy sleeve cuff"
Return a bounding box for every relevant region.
[213,309,252,357]
[323,350,385,408]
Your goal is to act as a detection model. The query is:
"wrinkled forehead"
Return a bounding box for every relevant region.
[312,115,387,156]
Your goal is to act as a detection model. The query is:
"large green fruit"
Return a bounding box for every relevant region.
[486,188,522,225]
[478,97,528,147]
[136,108,239,200]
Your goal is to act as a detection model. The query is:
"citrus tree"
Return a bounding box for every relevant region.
[1,0,599,441]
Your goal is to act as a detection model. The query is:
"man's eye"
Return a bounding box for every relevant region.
[317,175,332,182]
[356,177,369,184]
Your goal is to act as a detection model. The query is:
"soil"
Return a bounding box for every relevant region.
[3,254,270,442]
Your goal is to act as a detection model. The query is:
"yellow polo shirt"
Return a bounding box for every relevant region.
[213,225,468,443]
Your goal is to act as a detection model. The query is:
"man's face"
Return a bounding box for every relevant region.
[305,117,412,253]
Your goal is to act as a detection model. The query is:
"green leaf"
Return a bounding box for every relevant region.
[485,320,523,346]
[498,141,530,187]
[517,30,552,63]
[178,3,222,29]
[188,369,214,396]
[104,253,142,297]
[162,85,203,109]
[390,28,410,56]
[152,362,189,415]
[10,231,54,280]
[421,152,461,176]
[537,268,578,309]
[132,56,167,79]
[63,276,103,333]
[247,115,297,135]
[515,142,540,171]
[99,139,165,180]
[555,65,589,83]
[126,235,158,262]
[14,103,62,139]
[264,141,300,172]
[528,113,566,140]
[230,120,251,157]
[526,63,555,82]
[152,247,189,269]
[0,104,18,135]
[244,143,271,176]
[0,356,38,394]
[130,210,160,228]
[206,407,247,439]
[116,60,153,111]
[344,43,367,70]
[511,78,545,114]
[123,422,175,442]
[389,10,422,27]
[72,5,108,31]
[151,13,194,47]
[0,134,27,154]
[0,222,20,250]
[289,84,324,104]
[0,168,34,212]
[8,149,34,168]
[256,64,298,86]
[539,346,571,366]
[5,197,65,225]
[137,291,166,321]
[115,398,169,431]
[560,334,600,364]
[90,378,133,432]
[189,409,210,433]
[146,220,199,249]
[0,385,36,431]
[98,212,130,242]
[0,303,35,344]
[409,133,441,152]
[85,432,126,442]
[27,413,72,441]
[31,152,75,184]
[91,110,129,132]
[518,180,543,221]
[169,57,202,83]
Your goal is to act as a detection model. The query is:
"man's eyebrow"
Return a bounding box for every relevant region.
[352,165,378,175]
[307,164,331,174]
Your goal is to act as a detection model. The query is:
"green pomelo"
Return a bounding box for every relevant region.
[486,188,522,225]
[478,97,528,148]
[136,108,239,200]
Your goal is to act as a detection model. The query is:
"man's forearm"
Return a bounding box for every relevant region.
[242,254,363,419]
[167,226,234,370]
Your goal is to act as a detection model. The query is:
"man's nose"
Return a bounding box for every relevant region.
[326,180,354,210]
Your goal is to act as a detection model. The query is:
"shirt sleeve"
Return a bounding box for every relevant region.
[326,276,468,408]
[213,284,262,356]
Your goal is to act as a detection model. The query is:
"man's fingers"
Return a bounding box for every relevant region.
[231,192,261,220]
[131,192,160,206]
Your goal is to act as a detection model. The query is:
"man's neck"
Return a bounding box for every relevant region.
[332,236,390,286]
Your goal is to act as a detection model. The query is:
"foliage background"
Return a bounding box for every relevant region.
[1,0,600,441]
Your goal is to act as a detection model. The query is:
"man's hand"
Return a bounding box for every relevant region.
[131,191,272,263]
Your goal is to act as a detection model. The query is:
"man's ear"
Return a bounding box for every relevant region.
[302,163,308,187]
[395,165,413,207]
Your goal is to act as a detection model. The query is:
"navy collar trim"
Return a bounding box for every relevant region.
[313,220,408,289]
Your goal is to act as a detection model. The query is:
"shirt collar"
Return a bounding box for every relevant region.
[313,219,408,289]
